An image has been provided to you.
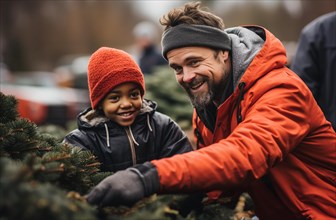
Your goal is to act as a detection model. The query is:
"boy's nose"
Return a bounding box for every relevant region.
[120,99,132,108]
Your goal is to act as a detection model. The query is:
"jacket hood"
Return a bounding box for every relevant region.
[226,26,287,90]
[226,26,263,89]
[196,26,288,131]
[77,98,157,129]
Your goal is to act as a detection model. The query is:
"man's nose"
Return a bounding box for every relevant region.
[182,67,196,83]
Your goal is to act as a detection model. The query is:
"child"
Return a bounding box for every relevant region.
[63,47,193,172]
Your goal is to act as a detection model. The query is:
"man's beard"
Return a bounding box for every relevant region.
[183,73,228,109]
[189,88,211,109]
[184,79,214,109]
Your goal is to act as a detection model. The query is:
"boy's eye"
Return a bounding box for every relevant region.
[109,96,119,102]
[130,91,141,99]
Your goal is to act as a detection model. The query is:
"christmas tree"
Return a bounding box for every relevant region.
[1,92,251,220]
[0,92,104,220]
[144,67,193,130]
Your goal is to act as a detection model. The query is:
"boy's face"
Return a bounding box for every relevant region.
[101,82,143,126]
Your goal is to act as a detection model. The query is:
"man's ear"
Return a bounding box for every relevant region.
[221,50,230,62]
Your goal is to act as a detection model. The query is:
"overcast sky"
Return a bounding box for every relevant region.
[132,1,185,22]
[133,0,303,22]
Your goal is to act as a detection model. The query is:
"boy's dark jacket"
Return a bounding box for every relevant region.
[63,99,193,172]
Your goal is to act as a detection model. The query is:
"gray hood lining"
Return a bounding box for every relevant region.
[226,27,265,88]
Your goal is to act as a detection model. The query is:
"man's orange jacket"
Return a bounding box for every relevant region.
[151,26,336,220]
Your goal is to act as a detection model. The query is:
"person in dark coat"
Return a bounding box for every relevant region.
[133,21,167,74]
[63,47,193,172]
[291,12,336,130]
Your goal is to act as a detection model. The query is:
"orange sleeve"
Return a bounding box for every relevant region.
[151,70,335,194]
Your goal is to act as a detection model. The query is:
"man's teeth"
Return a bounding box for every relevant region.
[191,82,204,89]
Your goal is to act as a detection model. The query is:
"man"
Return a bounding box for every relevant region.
[291,12,336,131]
[87,2,336,220]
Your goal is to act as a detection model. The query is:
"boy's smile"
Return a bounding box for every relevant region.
[101,82,143,126]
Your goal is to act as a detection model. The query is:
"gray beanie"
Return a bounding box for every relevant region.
[161,24,231,60]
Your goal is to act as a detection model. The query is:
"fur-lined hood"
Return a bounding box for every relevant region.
[76,99,157,128]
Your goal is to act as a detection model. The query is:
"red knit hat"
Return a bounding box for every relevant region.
[87,47,145,109]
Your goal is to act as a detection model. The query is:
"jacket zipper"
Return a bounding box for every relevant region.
[125,127,136,165]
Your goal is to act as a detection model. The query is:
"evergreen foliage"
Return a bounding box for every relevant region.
[0,92,247,220]
[0,157,98,220]
[0,92,102,219]
[144,67,194,130]
[0,93,19,124]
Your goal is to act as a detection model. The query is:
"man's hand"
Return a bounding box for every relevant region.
[86,162,160,207]
[86,169,144,207]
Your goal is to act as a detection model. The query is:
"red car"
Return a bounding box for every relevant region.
[1,70,90,128]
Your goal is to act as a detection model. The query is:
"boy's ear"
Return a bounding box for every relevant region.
[97,99,105,109]
[95,103,103,111]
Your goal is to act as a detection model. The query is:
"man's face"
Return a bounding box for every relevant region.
[167,47,230,108]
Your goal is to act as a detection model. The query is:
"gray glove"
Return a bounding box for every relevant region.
[86,162,159,207]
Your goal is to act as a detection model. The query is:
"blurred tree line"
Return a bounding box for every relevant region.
[1,0,335,72]
[1,1,144,71]
[216,0,335,41]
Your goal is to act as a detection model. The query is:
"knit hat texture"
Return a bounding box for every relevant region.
[88,47,145,109]
[161,24,231,60]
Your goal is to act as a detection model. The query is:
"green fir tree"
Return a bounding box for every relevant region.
[144,67,193,130]
[0,92,245,220]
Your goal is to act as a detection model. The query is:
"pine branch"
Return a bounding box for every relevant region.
[0,157,98,220]
[0,92,19,124]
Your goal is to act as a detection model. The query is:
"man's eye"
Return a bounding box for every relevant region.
[173,66,182,74]
[189,60,199,66]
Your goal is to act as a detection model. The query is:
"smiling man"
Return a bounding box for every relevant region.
[168,47,231,108]
[87,2,336,220]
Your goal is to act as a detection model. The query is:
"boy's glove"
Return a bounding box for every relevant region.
[86,162,160,207]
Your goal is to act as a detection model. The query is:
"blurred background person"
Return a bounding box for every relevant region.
[291,12,336,130]
[132,21,167,75]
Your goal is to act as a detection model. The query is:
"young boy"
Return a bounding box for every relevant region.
[63,47,193,172]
